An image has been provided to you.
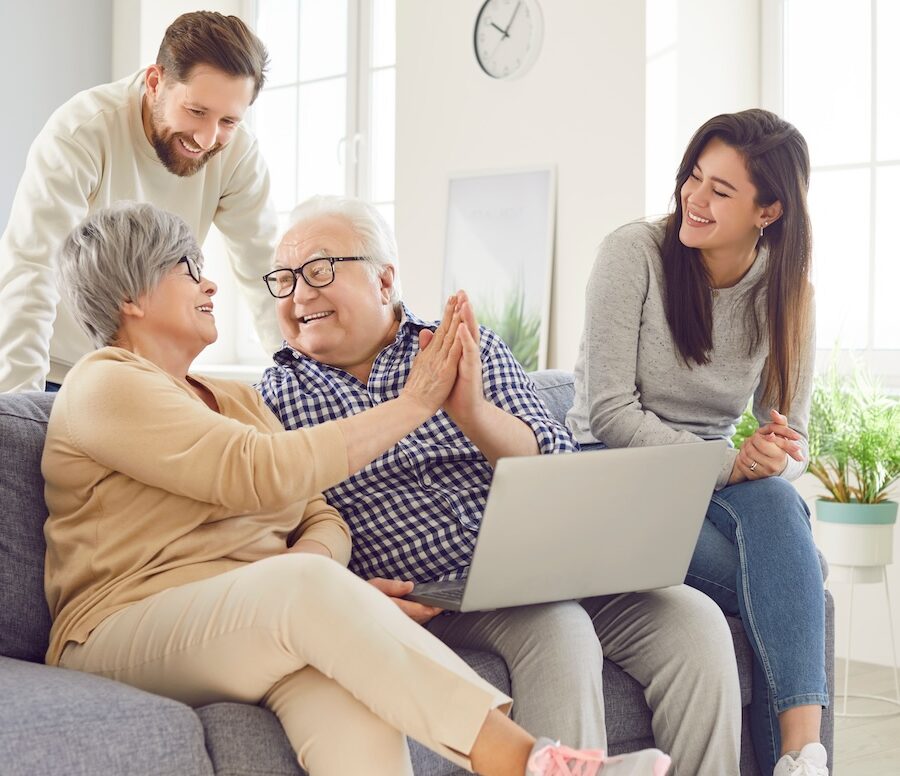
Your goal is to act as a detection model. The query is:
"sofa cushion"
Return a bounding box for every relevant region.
[0,656,213,776]
[197,703,298,776]
[529,369,576,427]
[0,392,56,662]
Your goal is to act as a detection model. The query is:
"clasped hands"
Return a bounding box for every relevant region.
[730,409,805,484]
[402,289,487,429]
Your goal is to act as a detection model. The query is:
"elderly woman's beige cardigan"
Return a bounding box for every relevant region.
[43,347,351,666]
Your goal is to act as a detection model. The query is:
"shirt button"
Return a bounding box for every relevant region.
[422,474,432,487]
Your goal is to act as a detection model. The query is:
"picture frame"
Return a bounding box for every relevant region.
[442,166,556,371]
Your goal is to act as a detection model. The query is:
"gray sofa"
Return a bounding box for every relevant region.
[0,370,834,775]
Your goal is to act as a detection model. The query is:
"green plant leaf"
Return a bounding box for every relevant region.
[475,284,541,372]
[731,404,759,449]
[808,358,900,503]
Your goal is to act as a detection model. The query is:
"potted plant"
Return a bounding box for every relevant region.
[476,284,542,372]
[807,364,900,578]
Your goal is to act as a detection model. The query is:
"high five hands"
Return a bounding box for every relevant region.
[418,290,486,427]
[402,293,466,417]
[730,409,805,484]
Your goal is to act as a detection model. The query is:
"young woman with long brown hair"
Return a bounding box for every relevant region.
[567,109,828,776]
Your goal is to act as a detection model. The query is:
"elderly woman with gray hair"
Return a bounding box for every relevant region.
[42,201,671,776]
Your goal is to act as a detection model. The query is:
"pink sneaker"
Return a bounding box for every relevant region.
[526,740,672,776]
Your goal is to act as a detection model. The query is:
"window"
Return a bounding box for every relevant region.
[254,0,396,227]
[765,0,900,386]
[194,0,396,374]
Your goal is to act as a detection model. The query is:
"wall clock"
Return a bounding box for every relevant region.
[474,0,544,80]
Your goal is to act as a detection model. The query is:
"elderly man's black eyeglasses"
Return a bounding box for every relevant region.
[262,256,366,298]
[177,255,202,283]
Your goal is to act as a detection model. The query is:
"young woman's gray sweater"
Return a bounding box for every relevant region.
[566,219,814,490]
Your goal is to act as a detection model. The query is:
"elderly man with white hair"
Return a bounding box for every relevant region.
[257,195,743,775]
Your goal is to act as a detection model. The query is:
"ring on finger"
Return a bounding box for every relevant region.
[749,460,758,472]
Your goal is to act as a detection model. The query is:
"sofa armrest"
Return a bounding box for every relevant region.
[0,656,213,776]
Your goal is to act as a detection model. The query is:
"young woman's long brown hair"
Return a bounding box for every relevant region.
[661,109,812,415]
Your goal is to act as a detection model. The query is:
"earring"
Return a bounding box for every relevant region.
[759,220,768,238]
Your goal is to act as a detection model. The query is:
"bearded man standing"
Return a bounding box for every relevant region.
[0,11,279,392]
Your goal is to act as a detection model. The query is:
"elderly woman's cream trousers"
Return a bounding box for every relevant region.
[59,553,511,775]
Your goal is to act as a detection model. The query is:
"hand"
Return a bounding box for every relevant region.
[734,409,804,482]
[367,577,443,625]
[422,291,485,427]
[402,295,464,418]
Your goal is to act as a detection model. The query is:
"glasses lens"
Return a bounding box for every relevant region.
[302,259,335,288]
[178,256,202,283]
[186,257,202,283]
[266,269,296,298]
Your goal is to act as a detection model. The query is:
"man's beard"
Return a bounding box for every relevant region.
[149,100,223,177]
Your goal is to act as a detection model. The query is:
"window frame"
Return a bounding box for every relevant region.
[761,0,900,390]
[195,0,395,379]
[248,0,394,212]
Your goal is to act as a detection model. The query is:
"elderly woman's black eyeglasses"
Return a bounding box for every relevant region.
[177,256,202,283]
[262,256,366,298]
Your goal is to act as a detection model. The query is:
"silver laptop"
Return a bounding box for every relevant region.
[404,440,727,612]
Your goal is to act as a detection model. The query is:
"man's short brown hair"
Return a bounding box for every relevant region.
[156,11,269,103]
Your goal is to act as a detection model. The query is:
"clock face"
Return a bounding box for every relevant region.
[474,0,544,80]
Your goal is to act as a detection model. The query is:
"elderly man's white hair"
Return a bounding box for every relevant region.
[287,195,402,305]
[57,202,201,348]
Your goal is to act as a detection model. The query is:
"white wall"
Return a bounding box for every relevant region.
[0,0,112,230]
[646,0,761,215]
[395,0,646,371]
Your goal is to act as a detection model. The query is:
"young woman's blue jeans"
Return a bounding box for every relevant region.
[686,477,828,771]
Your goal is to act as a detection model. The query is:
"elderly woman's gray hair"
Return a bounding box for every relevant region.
[57,202,201,348]
[287,195,402,305]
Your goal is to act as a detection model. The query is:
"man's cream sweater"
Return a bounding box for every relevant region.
[0,70,280,392]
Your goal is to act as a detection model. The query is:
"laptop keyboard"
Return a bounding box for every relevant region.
[411,579,466,606]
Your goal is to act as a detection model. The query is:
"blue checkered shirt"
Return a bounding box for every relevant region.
[257,304,577,583]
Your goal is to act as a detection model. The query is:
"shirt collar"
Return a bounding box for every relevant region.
[272,301,434,367]
[396,302,433,334]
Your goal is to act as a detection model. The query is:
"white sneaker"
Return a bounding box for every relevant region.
[773,742,828,776]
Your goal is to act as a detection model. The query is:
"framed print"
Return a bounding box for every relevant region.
[442,167,556,371]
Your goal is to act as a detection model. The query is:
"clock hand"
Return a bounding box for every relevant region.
[490,21,510,39]
[502,1,522,35]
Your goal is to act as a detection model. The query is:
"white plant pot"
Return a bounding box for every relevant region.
[815,500,897,577]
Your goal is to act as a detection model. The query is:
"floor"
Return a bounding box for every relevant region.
[833,659,900,774]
